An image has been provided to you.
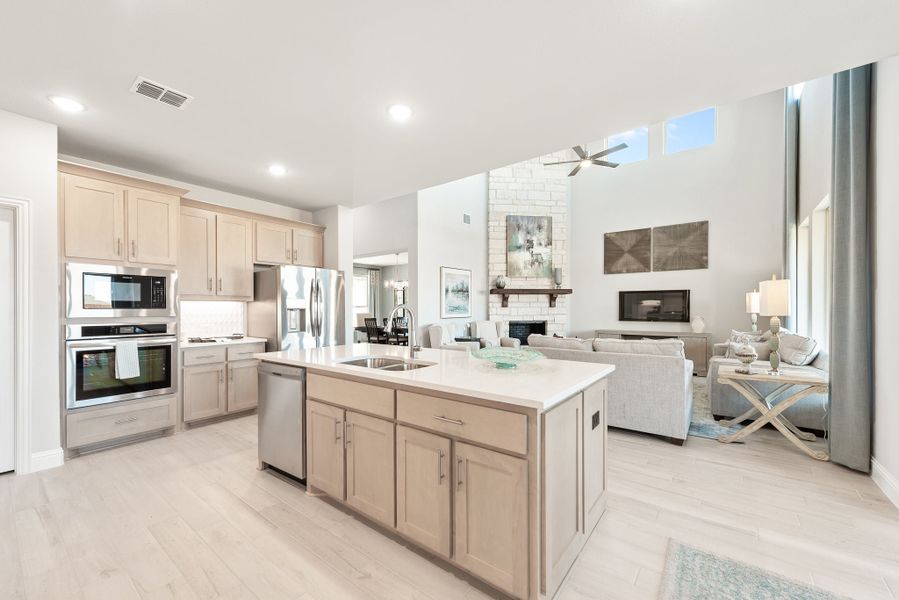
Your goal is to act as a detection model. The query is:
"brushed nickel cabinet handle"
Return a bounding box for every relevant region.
[208,277,212,291]
[293,249,298,262]
[434,415,464,426]
[437,449,445,482]
[335,420,343,443]
[218,277,223,292]
[114,416,138,425]
[117,238,122,256]
[344,421,351,447]
[219,369,224,383]
[286,249,290,260]
[194,354,216,359]
[131,240,136,257]
[457,457,464,488]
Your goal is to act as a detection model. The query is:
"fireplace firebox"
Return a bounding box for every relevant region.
[508,320,547,346]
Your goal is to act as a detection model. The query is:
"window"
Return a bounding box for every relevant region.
[352,275,369,309]
[664,107,716,154]
[795,198,831,350]
[606,127,649,164]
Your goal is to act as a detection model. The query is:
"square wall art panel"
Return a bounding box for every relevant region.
[506,215,552,277]
[604,228,652,274]
[652,221,709,271]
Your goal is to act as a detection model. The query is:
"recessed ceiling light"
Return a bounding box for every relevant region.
[48,95,84,113]
[387,104,413,122]
[268,164,287,177]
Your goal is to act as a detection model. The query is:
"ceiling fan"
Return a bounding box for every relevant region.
[543,143,628,176]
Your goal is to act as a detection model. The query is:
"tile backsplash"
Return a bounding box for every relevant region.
[180,301,247,339]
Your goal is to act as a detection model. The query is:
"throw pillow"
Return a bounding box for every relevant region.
[724,340,771,361]
[729,329,765,343]
[778,333,820,366]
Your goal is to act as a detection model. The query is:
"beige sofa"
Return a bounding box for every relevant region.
[472,320,521,349]
[528,335,694,444]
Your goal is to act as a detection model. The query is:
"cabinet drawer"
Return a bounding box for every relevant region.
[66,395,176,449]
[307,374,394,419]
[183,347,227,366]
[397,391,527,455]
[227,342,265,362]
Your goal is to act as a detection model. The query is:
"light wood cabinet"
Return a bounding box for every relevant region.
[293,227,323,267]
[215,214,253,298]
[126,188,178,265]
[454,442,528,599]
[179,207,216,296]
[306,399,346,499]
[226,360,259,413]
[583,381,607,533]
[396,426,452,558]
[63,174,125,262]
[182,363,226,422]
[66,395,176,449]
[346,411,395,527]
[255,221,293,265]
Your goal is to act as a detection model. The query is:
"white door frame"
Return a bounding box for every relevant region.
[0,196,32,474]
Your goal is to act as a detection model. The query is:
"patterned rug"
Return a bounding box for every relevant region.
[688,377,744,441]
[659,540,850,599]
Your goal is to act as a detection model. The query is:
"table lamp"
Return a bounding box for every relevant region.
[759,275,791,374]
[745,290,760,333]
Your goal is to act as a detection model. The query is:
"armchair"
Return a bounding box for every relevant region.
[427,324,480,352]
[473,321,521,349]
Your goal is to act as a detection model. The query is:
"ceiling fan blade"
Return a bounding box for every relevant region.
[589,142,628,159]
[592,160,619,168]
[543,160,581,166]
[568,164,582,177]
[572,145,587,159]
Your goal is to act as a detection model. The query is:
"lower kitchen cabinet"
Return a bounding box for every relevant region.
[182,363,226,422]
[346,411,395,527]
[396,425,452,558]
[454,442,529,599]
[306,399,346,499]
[227,359,259,413]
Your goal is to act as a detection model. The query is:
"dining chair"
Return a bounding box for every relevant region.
[364,318,390,344]
[392,317,409,346]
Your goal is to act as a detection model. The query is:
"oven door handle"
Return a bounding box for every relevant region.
[66,336,179,350]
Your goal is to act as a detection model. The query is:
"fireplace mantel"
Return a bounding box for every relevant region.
[490,287,573,308]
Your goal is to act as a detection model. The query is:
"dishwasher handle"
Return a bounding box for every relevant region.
[258,362,305,380]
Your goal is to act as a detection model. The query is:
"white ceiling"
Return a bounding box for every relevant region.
[2,1,899,211]
[355,252,410,267]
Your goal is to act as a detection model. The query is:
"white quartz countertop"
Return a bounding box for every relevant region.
[181,336,268,349]
[254,343,615,412]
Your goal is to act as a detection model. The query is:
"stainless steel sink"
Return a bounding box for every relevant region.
[339,356,434,371]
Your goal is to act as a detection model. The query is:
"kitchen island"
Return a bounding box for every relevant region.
[255,343,615,600]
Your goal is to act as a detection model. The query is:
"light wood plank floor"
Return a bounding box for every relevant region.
[1,416,897,600]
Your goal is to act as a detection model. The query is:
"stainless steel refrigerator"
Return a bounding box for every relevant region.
[248,266,345,351]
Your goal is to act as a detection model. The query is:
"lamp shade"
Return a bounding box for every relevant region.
[745,291,760,314]
[759,277,791,317]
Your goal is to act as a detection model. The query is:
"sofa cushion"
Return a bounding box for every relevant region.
[779,333,820,366]
[527,334,593,352]
[592,337,685,358]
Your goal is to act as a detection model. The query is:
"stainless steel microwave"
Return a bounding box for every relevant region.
[66,263,177,319]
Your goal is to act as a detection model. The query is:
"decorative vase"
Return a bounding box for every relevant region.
[553,268,563,289]
[734,339,758,374]
[690,316,706,333]
[495,275,508,289]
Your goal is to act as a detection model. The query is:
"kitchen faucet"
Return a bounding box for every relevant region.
[384,304,420,360]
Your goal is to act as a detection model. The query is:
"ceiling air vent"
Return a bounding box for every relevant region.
[130,76,193,109]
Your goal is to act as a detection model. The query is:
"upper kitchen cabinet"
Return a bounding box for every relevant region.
[179,206,217,296]
[59,164,185,267]
[293,226,323,267]
[216,214,254,298]
[254,220,293,265]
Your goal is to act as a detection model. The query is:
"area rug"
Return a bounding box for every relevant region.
[688,376,744,441]
[659,540,850,600]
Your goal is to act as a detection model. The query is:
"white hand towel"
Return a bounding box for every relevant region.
[115,340,141,380]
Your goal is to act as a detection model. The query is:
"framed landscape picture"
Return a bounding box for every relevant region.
[440,267,471,318]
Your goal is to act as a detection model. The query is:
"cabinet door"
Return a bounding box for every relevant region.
[255,221,293,265]
[306,400,345,499]
[215,214,253,298]
[183,364,226,422]
[454,442,528,599]
[543,394,583,596]
[346,411,395,528]
[583,380,607,533]
[179,207,216,296]
[63,174,125,261]
[396,425,451,557]
[227,360,258,413]
[293,227,323,267]
[126,188,178,265]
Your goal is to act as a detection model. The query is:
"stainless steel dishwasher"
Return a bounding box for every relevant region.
[258,361,305,480]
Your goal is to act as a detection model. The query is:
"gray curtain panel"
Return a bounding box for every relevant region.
[829,65,873,472]
[783,87,800,331]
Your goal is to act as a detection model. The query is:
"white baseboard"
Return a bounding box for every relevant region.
[871,457,899,509]
[28,447,64,473]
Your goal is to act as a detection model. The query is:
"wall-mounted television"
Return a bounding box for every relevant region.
[619,290,690,323]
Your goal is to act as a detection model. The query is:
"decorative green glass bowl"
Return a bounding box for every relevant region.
[471,347,544,370]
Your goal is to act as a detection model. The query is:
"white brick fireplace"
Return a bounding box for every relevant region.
[488,151,572,338]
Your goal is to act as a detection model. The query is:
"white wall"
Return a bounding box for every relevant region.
[569,90,786,344]
[58,154,314,222]
[417,174,489,344]
[798,76,834,223]
[871,56,899,507]
[0,109,60,470]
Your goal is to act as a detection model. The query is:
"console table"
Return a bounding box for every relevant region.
[594,329,711,376]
